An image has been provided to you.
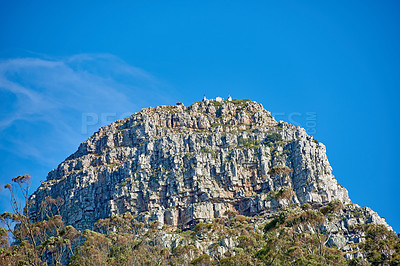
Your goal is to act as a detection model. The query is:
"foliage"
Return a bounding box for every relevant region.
[319,199,344,215]
[359,224,400,265]
[193,222,212,233]
[184,152,195,160]
[0,175,80,265]
[264,218,279,233]
[301,203,312,211]
[238,138,260,149]
[1,175,399,265]
[274,187,294,200]
[190,254,210,265]
[230,99,251,105]
[256,209,346,265]
[263,133,282,146]
[211,122,223,127]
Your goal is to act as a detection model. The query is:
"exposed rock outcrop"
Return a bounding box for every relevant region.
[28,98,392,260]
[29,99,349,227]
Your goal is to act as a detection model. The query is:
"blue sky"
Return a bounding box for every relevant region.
[0,1,399,232]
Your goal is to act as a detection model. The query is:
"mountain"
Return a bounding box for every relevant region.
[27,98,397,264]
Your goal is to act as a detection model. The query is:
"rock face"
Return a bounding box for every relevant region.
[28,99,386,238]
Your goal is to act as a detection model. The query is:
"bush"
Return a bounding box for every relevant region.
[238,138,260,149]
[193,222,212,233]
[263,133,282,146]
[237,235,256,249]
[391,253,400,265]
[301,203,312,210]
[224,209,239,219]
[264,218,279,233]
[235,215,247,223]
[319,200,344,214]
[191,254,211,265]
[230,99,251,105]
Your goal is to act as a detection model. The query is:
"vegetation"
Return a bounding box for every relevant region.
[258,208,346,265]
[263,133,282,146]
[319,199,344,215]
[358,224,400,265]
[0,175,79,265]
[211,122,223,127]
[238,138,260,149]
[1,175,399,265]
[230,99,251,105]
[210,100,223,107]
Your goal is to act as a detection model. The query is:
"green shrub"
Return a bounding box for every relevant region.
[211,101,223,107]
[264,218,279,233]
[354,211,364,218]
[200,147,212,153]
[179,229,195,240]
[263,133,282,146]
[360,224,400,264]
[238,138,260,149]
[237,235,255,248]
[391,253,400,265]
[319,200,343,214]
[193,222,212,233]
[230,99,251,105]
[191,254,211,265]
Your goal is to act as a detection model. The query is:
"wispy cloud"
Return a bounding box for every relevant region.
[0,53,173,166]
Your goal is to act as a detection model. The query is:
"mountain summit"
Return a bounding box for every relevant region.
[28,98,394,262]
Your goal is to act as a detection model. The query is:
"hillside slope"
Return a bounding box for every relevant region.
[27,98,395,263]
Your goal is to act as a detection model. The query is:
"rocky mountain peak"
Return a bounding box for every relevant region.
[30,98,355,229]
[25,98,397,262]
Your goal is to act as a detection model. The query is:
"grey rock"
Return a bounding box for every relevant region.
[327,234,347,249]
[27,99,393,262]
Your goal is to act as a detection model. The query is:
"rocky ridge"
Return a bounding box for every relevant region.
[28,98,393,260]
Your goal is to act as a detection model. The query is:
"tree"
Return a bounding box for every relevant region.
[0,174,42,265]
[0,175,80,265]
[360,224,400,264]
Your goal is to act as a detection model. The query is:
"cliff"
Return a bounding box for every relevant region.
[27,98,393,262]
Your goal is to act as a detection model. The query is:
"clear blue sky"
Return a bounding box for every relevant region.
[1,1,399,232]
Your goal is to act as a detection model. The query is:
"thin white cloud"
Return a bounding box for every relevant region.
[0,53,173,166]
